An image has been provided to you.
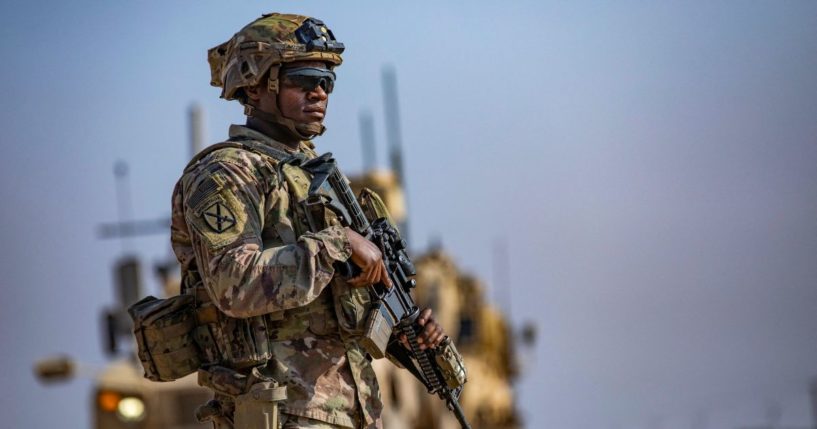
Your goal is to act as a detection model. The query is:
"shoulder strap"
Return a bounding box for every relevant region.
[183,140,301,174]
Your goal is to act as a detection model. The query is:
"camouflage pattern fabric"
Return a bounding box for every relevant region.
[171,125,383,428]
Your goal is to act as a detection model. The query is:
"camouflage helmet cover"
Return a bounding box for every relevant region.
[208,13,344,101]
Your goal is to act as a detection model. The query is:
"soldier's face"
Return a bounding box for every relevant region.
[274,61,330,124]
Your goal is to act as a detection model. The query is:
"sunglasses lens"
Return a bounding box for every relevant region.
[283,68,335,94]
[315,77,334,93]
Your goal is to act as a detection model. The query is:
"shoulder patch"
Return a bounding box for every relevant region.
[183,162,255,250]
[187,190,252,250]
[202,201,237,233]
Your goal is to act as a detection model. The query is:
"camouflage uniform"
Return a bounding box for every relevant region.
[171,125,383,428]
[170,13,383,429]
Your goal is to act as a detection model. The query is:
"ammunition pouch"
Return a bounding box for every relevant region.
[358,301,397,359]
[128,294,201,382]
[190,284,273,369]
[191,277,340,368]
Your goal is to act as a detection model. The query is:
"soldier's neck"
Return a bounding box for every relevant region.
[246,118,301,149]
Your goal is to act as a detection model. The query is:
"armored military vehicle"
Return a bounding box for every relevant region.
[35,255,212,429]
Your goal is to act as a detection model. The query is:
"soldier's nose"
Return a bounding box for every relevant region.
[308,84,328,101]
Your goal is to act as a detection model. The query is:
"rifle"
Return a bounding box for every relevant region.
[297,153,472,429]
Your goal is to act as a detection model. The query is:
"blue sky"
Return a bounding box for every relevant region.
[1,1,816,428]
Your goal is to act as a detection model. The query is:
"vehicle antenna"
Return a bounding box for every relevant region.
[359,110,377,172]
[189,103,206,157]
[382,66,409,240]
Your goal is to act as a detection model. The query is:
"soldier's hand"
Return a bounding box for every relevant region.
[401,308,447,351]
[346,227,392,288]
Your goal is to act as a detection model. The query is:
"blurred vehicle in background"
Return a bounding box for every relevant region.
[34,256,211,429]
[350,169,534,429]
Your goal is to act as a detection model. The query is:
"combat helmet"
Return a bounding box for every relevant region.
[208,13,345,140]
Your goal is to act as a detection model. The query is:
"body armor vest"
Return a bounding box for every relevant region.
[179,138,372,371]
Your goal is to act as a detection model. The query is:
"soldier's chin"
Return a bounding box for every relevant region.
[296,121,325,136]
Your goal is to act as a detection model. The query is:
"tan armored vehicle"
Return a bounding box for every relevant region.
[34,256,212,429]
[92,360,209,429]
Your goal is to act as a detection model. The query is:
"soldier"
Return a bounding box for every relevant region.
[170,13,446,429]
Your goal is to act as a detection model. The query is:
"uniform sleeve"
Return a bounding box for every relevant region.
[183,159,352,319]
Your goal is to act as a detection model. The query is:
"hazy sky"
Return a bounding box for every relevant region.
[1,1,816,428]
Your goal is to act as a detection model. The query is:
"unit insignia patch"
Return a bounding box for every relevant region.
[203,201,236,233]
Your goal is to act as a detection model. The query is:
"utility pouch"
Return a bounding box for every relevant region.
[190,284,272,369]
[234,381,287,429]
[434,337,468,389]
[331,280,372,339]
[211,314,272,369]
[128,294,200,382]
[359,301,396,359]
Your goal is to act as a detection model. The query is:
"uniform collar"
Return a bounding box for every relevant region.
[228,124,316,153]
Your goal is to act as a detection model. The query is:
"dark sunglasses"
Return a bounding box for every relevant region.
[281,67,336,94]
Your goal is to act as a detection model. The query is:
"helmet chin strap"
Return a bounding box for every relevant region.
[243,99,325,141]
